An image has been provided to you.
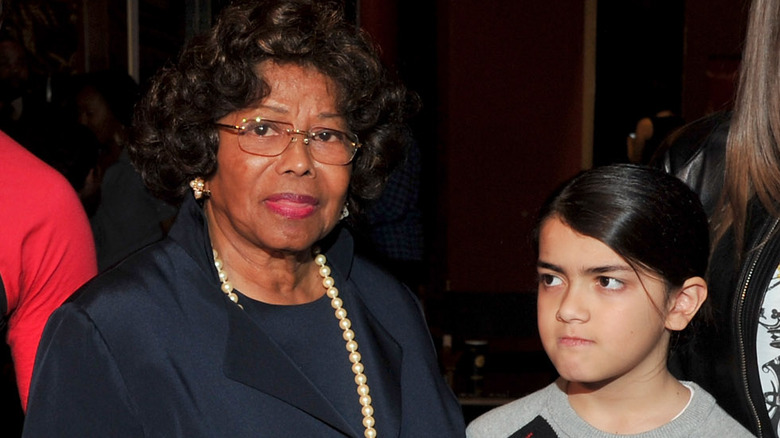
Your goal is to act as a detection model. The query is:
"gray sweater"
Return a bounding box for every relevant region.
[467,380,755,438]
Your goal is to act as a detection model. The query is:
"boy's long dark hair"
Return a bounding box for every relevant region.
[535,164,709,293]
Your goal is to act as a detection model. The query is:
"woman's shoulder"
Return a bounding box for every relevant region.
[350,254,421,309]
[351,254,406,286]
[66,237,210,319]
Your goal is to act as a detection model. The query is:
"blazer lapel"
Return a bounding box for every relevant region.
[356,300,403,438]
[222,303,358,437]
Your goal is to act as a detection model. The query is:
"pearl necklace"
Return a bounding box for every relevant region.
[212,248,377,438]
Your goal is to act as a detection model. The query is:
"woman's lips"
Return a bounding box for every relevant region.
[265,193,318,219]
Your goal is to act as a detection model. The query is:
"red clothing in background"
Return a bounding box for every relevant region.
[0,133,97,409]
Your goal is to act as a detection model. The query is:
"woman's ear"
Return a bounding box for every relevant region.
[665,276,707,331]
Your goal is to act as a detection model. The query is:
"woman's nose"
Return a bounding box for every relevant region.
[275,134,315,176]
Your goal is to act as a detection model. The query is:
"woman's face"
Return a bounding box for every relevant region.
[535,216,673,388]
[206,61,351,256]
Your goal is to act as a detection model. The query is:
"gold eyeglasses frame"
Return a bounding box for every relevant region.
[215,116,361,166]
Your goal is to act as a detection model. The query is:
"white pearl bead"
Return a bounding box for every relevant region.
[327,287,339,298]
[359,395,372,406]
[346,340,358,352]
[322,277,335,288]
[343,329,355,341]
[355,373,367,385]
[362,405,374,417]
[353,362,364,374]
[319,266,331,277]
[349,352,362,363]
[339,318,351,330]
[331,297,343,309]
[362,416,375,428]
[365,427,377,438]
[357,384,369,396]
[335,308,347,320]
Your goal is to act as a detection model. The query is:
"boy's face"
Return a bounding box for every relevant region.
[535,216,673,388]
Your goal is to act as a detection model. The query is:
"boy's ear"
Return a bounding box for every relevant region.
[665,276,707,331]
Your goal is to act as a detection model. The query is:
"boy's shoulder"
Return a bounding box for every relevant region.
[683,381,756,437]
[466,381,561,438]
[466,380,757,438]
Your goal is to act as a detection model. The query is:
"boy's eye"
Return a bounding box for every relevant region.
[539,273,563,287]
[597,276,623,290]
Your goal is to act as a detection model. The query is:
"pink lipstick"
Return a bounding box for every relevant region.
[265,193,318,219]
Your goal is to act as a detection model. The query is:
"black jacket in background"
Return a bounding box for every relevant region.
[662,111,778,437]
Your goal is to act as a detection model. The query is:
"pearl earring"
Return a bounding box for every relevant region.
[189,177,210,200]
[340,204,349,220]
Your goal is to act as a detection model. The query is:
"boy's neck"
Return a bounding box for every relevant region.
[565,371,691,434]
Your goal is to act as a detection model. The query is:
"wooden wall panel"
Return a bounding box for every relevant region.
[438,1,586,293]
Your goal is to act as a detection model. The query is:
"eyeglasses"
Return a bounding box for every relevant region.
[215,116,361,165]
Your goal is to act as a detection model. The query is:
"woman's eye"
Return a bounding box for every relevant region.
[249,123,273,136]
[312,129,343,142]
[539,274,563,287]
[246,121,285,137]
[597,276,623,290]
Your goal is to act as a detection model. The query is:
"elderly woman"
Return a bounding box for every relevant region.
[22,1,465,437]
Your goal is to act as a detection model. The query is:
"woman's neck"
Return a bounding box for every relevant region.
[206,209,323,305]
[566,370,690,434]
[219,245,322,305]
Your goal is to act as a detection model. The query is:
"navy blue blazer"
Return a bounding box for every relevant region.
[23,196,465,437]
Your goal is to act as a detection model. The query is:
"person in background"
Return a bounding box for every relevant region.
[74,70,178,271]
[659,0,780,436]
[1,132,97,413]
[27,119,102,215]
[361,139,425,291]
[626,84,685,165]
[74,70,135,174]
[0,0,96,424]
[467,165,753,437]
[653,110,730,217]
[0,33,30,136]
[22,1,465,436]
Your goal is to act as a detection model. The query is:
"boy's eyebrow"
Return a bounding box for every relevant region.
[537,260,633,275]
[537,260,563,273]
[585,265,633,275]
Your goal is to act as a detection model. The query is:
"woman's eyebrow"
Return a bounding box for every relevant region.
[254,105,343,121]
[255,104,287,115]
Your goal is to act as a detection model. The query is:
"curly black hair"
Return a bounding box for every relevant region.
[129,0,415,214]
